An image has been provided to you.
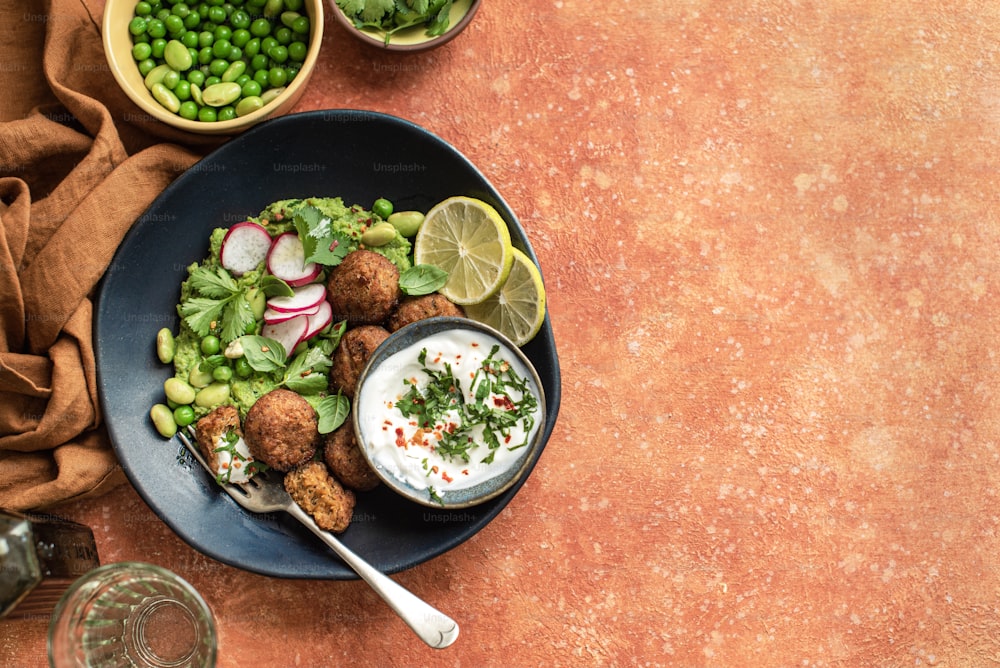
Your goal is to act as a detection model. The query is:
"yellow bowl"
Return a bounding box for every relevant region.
[102,0,323,135]
[328,0,479,52]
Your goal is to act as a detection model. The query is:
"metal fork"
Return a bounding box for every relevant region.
[176,429,459,649]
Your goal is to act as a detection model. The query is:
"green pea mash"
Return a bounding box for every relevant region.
[172,196,410,419]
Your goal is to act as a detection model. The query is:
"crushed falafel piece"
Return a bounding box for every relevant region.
[194,405,243,476]
[386,294,465,332]
[325,250,401,326]
[324,423,380,491]
[284,460,356,533]
[244,388,319,472]
[329,325,390,398]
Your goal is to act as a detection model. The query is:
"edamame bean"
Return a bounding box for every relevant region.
[164,377,197,405]
[144,63,172,89]
[387,210,425,237]
[259,85,286,105]
[151,82,181,113]
[189,364,214,388]
[195,382,231,408]
[150,403,178,438]
[202,81,241,106]
[221,59,246,82]
[156,327,175,363]
[235,95,263,116]
[164,39,192,70]
[361,221,397,247]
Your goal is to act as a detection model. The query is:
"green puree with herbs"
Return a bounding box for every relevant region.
[170,197,412,422]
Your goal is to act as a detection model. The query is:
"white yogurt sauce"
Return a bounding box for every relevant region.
[212,433,254,484]
[356,329,541,497]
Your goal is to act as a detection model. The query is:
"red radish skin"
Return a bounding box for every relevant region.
[220,222,272,276]
[303,301,333,340]
[261,315,308,357]
[263,302,321,325]
[266,283,326,314]
[267,233,320,287]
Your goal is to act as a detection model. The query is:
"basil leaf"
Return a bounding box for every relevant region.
[260,275,294,298]
[399,264,448,296]
[239,335,287,372]
[316,394,351,434]
[285,372,328,395]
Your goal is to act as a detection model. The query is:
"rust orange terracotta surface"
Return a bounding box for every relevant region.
[5,0,1000,665]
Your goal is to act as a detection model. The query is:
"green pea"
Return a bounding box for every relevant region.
[150,37,167,58]
[132,42,153,61]
[197,46,213,65]
[260,36,278,54]
[234,357,253,378]
[144,63,171,89]
[200,334,221,355]
[180,30,199,48]
[164,14,184,34]
[287,40,306,62]
[173,3,191,19]
[198,106,217,122]
[204,75,221,87]
[214,25,232,42]
[161,68,181,89]
[372,197,393,219]
[129,16,148,36]
[212,365,234,382]
[211,38,231,58]
[174,79,191,100]
[244,37,260,56]
[230,9,251,29]
[178,100,199,120]
[284,0,303,9]
[268,44,288,64]
[164,377,197,405]
[235,95,263,117]
[249,18,271,37]
[291,16,309,35]
[387,210,425,237]
[156,327,175,363]
[198,30,214,47]
[187,68,205,86]
[147,18,166,38]
[150,404,177,438]
[151,82,181,113]
[194,382,231,408]
[249,53,268,72]
[202,81,241,106]
[280,11,300,28]
[263,0,283,17]
[267,66,286,87]
[241,79,261,97]
[207,58,229,77]
[207,5,226,23]
[134,2,152,16]
[274,26,292,45]
[183,11,201,29]
[164,39,193,70]
[231,28,251,47]
[137,58,157,76]
[221,59,246,82]
[227,45,243,61]
[252,68,269,86]
[173,404,196,427]
[217,106,237,121]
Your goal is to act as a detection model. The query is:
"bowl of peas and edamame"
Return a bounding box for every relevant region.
[103,0,322,134]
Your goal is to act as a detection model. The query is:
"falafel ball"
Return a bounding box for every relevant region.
[324,423,380,491]
[326,249,401,326]
[329,325,390,398]
[284,460,356,533]
[386,294,465,332]
[243,388,319,472]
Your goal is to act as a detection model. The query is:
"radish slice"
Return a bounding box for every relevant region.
[261,315,308,357]
[266,283,326,314]
[303,301,333,340]
[263,302,321,324]
[267,232,320,287]
[220,222,272,276]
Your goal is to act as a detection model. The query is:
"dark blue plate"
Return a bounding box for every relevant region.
[95,110,561,579]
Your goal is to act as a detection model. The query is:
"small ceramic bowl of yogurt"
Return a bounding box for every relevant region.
[353,317,546,509]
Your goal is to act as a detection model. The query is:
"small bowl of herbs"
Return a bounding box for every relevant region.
[328,0,481,52]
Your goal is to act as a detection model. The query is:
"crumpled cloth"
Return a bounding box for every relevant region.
[0,0,222,509]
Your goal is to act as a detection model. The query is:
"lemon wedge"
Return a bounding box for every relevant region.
[464,248,546,346]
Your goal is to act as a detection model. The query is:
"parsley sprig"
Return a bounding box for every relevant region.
[395,345,538,465]
[336,0,455,46]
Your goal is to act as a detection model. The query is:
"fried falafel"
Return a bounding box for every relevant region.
[243,388,319,472]
[283,460,356,533]
[193,405,251,480]
[326,249,401,326]
[329,325,390,398]
[324,423,380,491]
[386,293,465,332]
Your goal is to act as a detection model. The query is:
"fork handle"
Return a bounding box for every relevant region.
[286,504,460,649]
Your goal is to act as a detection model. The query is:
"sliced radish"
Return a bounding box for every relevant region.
[220,222,272,276]
[263,302,321,324]
[266,283,326,314]
[303,301,333,340]
[267,232,320,286]
[261,315,308,357]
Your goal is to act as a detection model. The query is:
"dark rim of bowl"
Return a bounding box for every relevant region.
[352,316,547,508]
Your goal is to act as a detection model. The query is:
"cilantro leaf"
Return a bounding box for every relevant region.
[188,266,239,299]
[293,204,352,266]
[179,297,228,337]
[361,0,394,22]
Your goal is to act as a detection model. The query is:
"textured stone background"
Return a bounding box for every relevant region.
[6,0,1000,665]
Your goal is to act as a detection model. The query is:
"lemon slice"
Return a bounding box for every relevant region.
[414,196,514,305]
[464,248,546,346]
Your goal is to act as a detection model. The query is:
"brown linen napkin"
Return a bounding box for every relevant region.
[0,0,223,510]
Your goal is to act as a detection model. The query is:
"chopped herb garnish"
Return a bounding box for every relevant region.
[212,429,267,484]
